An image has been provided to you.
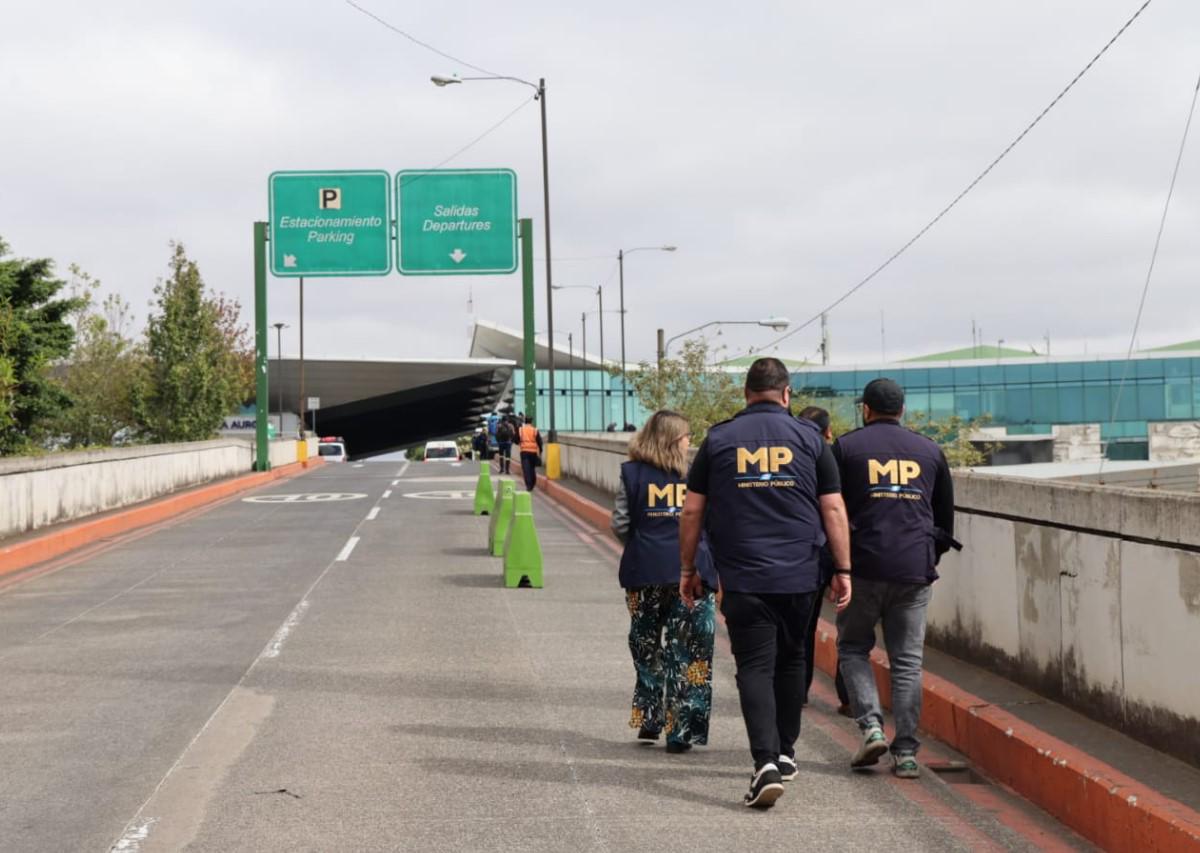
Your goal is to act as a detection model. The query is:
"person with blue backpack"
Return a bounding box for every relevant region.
[611,410,717,755]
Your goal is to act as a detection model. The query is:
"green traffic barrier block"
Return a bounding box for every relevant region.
[473,461,495,516]
[489,481,516,556]
[503,490,543,588]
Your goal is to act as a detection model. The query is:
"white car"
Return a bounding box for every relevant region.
[317,438,349,462]
[423,440,461,462]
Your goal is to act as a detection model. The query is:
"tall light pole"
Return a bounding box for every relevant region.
[659,318,791,364]
[433,72,557,438]
[272,322,288,435]
[617,245,676,428]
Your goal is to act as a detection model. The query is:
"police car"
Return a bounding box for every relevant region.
[317,436,349,463]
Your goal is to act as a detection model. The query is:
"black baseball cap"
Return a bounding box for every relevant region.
[857,378,905,415]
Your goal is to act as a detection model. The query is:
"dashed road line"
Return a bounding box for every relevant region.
[366,507,380,521]
[382,490,392,499]
[391,479,400,486]
[335,537,361,562]
[264,600,309,659]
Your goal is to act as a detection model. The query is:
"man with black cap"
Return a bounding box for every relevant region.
[832,378,957,780]
[679,357,852,808]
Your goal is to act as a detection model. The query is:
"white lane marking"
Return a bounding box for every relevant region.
[382,490,392,499]
[366,507,380,521]
[335,536,360,562]
[112,817,157,851]
[395,461,410,477]
[391,479,400,486]
[353,463,364,468]
[264,600,309,659]
[109,493,381,851]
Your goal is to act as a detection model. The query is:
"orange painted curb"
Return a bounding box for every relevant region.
[540,474,1200,853]
[0,459,323,580]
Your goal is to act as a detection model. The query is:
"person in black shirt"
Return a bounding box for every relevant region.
[680,358,851,809]
[796,406,852,716]
[833,378,957,780]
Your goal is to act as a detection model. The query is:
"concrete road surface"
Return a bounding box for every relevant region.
[0,461,1089,852]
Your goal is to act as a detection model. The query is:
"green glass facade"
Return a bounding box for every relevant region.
[512,368,648,432]
[793,354,1200,460]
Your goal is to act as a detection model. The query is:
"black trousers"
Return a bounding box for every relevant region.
[804,581,850,706]
[520,452,539,490]
[721,589,818,769]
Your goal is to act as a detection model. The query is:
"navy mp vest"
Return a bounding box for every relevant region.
[617,461,716,589]
[834,420,944,585]
[700,404,826,594]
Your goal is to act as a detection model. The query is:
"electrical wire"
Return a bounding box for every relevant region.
[1100,70,1200,473]
[735,0,1155,359]
[426,96,535,170]
[343,0,502,78]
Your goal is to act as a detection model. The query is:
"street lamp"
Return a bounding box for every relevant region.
[618,245,676,428]
[658,318,791,364]
[433,71,558,439]
[272,322,288,435]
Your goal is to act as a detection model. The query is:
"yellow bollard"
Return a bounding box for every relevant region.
[545,443,561,480]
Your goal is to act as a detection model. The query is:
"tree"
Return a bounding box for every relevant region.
[0,238,84,455]
[134,243,253,443]
[52,265,142,447]
[907,411,995,468]
[622,338,745,442]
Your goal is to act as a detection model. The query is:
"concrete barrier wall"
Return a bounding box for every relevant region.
[554,432,1200,765]
[0,437,314,540]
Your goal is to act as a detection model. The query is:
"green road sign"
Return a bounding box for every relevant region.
[396,168,517,275]
[268,170,392,277]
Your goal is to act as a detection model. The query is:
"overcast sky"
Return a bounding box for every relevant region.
[2,1,1197,366]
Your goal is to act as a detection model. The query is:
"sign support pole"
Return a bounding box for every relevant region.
[254,221,270,472]
[519,218,536,426]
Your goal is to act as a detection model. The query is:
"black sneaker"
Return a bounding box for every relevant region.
[744,763,784,808]
[637,725,661,742]
[665,741,692,754]
[777,754,798,781]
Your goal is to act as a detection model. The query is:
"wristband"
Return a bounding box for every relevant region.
[680,565,698,577]
[834,569,852,576]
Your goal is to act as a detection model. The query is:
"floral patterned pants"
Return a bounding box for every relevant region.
[625,584,716,746]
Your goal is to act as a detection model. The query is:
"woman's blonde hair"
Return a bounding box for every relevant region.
[628,410,690,478]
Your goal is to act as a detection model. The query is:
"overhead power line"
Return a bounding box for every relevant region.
[1101,70,1200,471]
[343,0,501,77]
[738,0,1155,359]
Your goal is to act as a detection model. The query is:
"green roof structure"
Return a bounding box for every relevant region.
[902,344,1034,363]
[718,354,811,370]
[1146,339,1200,353]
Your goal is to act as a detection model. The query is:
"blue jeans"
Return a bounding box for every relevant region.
[836,578,932,755]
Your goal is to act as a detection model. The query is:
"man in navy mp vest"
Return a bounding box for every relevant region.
[833,378,958,780]
[680,358,852,809]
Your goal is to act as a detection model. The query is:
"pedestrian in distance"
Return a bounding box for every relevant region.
[496,417,515,474]
[612,411,717,754]
[796,406,852,716]
[471,428,489,461]
[680,358,852,809]
[833,378,959,780]
[518,417,543,491]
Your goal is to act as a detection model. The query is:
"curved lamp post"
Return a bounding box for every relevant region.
[658,318,791,366]
[433,72,559,438]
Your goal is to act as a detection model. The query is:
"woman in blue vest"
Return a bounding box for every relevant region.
[611,411,717,753]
